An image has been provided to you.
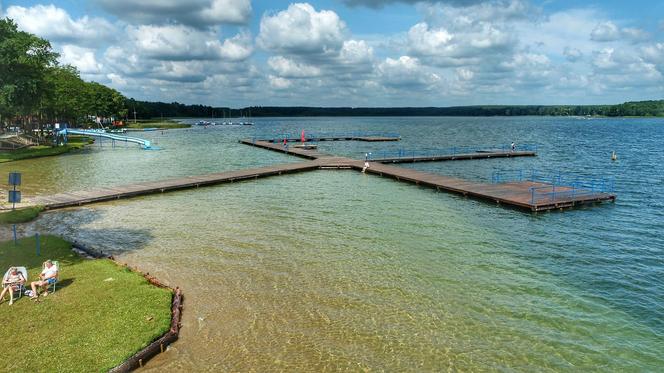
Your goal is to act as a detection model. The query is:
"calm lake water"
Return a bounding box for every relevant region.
[8,117,663,371]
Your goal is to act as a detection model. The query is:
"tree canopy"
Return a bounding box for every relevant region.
[0,18,127,131]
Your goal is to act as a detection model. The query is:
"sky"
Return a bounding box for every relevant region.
[2,0,664,107]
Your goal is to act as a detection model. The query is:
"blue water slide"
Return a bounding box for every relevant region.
[59,128,155,150]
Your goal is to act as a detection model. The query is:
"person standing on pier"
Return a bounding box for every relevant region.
[363,153,370,173]
[511,142,516,152]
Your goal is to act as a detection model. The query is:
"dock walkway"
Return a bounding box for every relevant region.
[254,132,400,142]
[34,161,326,210]
[33,137,615,212]
[239,139,333,159]
[370,150,536,163]
[357,162,615,211]
[33,135,616,211]
[239,139,614,211]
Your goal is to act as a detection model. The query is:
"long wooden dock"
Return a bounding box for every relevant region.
[259,136,400,142]
[33,161,327,210]
[370,150,536,163]
[240,139,614,211]
[240,139,329,159]
[354,162,615,211]
[29,139,614,213]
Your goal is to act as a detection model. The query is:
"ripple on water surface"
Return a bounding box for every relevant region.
[17,117,664,370]
[34,165,664,371]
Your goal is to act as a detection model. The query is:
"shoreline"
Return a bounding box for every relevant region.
[70,241,184,372]
[0,226,182,371]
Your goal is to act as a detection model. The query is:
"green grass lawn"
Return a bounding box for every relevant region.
[0,236,173,372]
[125,119,189,129]
[0,136,92,163]
[0,206,44,224]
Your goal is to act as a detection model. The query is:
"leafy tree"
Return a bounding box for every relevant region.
[0,18,58,130]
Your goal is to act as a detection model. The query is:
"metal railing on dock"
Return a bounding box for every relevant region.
[491,169,615,204]
[368,144,537,160]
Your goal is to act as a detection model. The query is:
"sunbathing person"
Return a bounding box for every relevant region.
[1,267,26,305]
[30,260,58,299]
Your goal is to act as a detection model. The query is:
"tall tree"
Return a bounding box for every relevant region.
[0,18,59,130]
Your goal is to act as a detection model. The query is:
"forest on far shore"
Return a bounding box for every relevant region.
[127,99,664,119]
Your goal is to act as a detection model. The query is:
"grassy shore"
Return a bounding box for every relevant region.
[125,119,189,129]
[0,206,44,224]
[0,136,91,163]
[0,236,173,372]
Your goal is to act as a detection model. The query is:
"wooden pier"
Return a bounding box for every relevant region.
[354,162,615,211]
[239,139,328,159]
[34,161,327,210]
[238,139,614,211]
[259,136,400,142]
[370,150,536,163]
[30,139,614,213]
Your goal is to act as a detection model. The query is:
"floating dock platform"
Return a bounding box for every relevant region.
[356,162,615,211]
[34,161,324,210]
[31,139,615,213]
[370,150,536,163]
[254,132,401,143]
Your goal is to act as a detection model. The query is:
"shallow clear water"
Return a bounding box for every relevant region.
[16,117,664,370]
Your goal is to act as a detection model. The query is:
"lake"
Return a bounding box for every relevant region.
[7,116,663,371]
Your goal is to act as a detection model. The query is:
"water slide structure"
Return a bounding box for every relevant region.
[57,128,157,150]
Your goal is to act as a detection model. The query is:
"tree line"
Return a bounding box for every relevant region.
[0,18,125,137]
[130,101,664,119]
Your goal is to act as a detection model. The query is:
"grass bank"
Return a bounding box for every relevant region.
[0,205,44,224]
[0,236,173,372]
[125,119,189,129]
[0,136,91,163]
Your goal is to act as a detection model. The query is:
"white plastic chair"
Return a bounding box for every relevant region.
[50,261,59,293]
[2,266,28,300]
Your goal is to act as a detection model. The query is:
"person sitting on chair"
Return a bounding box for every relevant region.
[30,260,57,299]
[1,267,26,305]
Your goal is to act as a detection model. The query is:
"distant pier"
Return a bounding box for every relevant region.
[370,150,536,163]
[253,131,401,143]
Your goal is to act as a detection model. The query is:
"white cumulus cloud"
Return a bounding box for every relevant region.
[59,45,103,75]
[124,24,252,62]
[258,3,346,55]
[6,4,116,46]
[268,56,321,78]
[377,56,441,89]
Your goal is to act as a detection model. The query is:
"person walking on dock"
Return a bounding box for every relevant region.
[511,142,516,152]
[363,153,370,173]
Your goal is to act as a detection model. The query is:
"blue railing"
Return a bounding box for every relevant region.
[252,131,401,142]
[367,144,537,160]
[491,169,615,204]
[491,169,613,186]
[529,181,614,204]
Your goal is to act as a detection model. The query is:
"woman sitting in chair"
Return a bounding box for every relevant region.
[30,260,58,299]
[1,266,26,305]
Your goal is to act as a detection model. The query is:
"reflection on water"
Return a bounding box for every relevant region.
[18,117,664,370]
